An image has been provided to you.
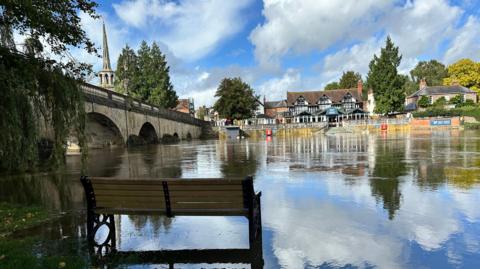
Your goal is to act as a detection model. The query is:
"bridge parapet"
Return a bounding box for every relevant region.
[81,83,206,127]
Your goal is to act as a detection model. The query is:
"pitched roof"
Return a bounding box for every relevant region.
[409,85,476,98]
[287,89,362,106]
[175,99,190,111]
[264,100,288,109]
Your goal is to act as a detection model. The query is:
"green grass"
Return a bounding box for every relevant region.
[0,202,50,236]
[0,238,86,269]
[0,202,88,268]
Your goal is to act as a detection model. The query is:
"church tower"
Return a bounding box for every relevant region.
[98,22,115,89]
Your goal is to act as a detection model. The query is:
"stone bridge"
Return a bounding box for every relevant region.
[39,83,207,151]
[80,83,206,149]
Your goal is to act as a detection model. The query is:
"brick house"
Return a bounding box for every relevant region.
[264,100,288,123]
[174,98,195,116]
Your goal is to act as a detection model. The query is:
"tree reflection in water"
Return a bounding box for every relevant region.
[370,138,407,220]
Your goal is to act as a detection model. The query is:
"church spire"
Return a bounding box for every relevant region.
[102,22,112,70]
[98,22,115,89]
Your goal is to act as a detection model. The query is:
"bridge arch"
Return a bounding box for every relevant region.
[85,112,125,148]
[138,122,159,144]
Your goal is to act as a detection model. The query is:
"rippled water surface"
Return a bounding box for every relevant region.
[2,130,480,268]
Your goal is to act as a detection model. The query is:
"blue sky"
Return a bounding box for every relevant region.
[73,0,480,106]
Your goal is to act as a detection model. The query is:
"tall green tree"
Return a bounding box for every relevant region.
[366,36,405,114]
[339,71,362,89]
[324,81,340,91]
[115,45,137,95]
[115,41,178,108]
[410,60,448,86]
[0,1,98,172]
[147,42,177,108]
[443,59,480,93]
[401,75,418,96]
[213,78,258,120]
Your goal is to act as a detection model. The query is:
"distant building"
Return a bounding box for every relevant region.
[405,79,477,111]
[285,80,368,123]
[254,97,265,116]
[174,98,195,116]
[264,100,288,123]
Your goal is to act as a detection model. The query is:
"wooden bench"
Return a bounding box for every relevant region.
[80,176,263,267]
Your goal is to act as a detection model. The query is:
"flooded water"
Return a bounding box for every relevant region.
[2,130,480,268]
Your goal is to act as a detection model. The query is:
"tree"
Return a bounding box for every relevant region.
[196,105,208,120]
[0,1,98,172]
[433,97,447,107]
[443,59,480,93]
[325,81,340,91]
[115,45,137,95]
[401,75,418,96]
[418,96,430,108]
[147,42,177,108]
[213,78,258,120]
[410,60,448,86]
[366,36,405,114]
[115,41,178,108]
[339,71,362,89]
[449,95,463,107]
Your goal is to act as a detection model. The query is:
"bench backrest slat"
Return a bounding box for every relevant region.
[87,177,252,215]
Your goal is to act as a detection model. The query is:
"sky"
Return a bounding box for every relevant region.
[70,0,480,107]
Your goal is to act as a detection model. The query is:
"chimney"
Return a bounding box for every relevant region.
[452,79,460,86]
[419,78,427,90]
[357,80,363,99]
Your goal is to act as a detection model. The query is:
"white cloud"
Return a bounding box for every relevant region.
[321,38,382,83]
[113,0,253,61]
[443,16,480,64]
[250,0,468,87]
[257,69,302,100]
[387,0,462,58]
[174,65,263,107]
[249,0,392,69]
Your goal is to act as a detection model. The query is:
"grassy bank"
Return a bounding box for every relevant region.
[0,202,87,268]
[0,237,86,269]
[0,202,50,237]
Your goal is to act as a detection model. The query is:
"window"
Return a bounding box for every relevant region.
[296,96,307,106]
[429,96,433,104]
[342,92,356,110]
[318,95,332,110]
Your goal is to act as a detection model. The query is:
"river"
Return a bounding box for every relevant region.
[1,130,480,268]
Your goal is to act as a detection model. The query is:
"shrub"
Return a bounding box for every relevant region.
[433,97,447,106]
[449,95,463,106]
[413,105,480,121]
[418,96,430,108]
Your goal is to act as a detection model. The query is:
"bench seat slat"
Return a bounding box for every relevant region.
[92,184,243,191]
[95,194,244,204]
[93,189,243,197]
